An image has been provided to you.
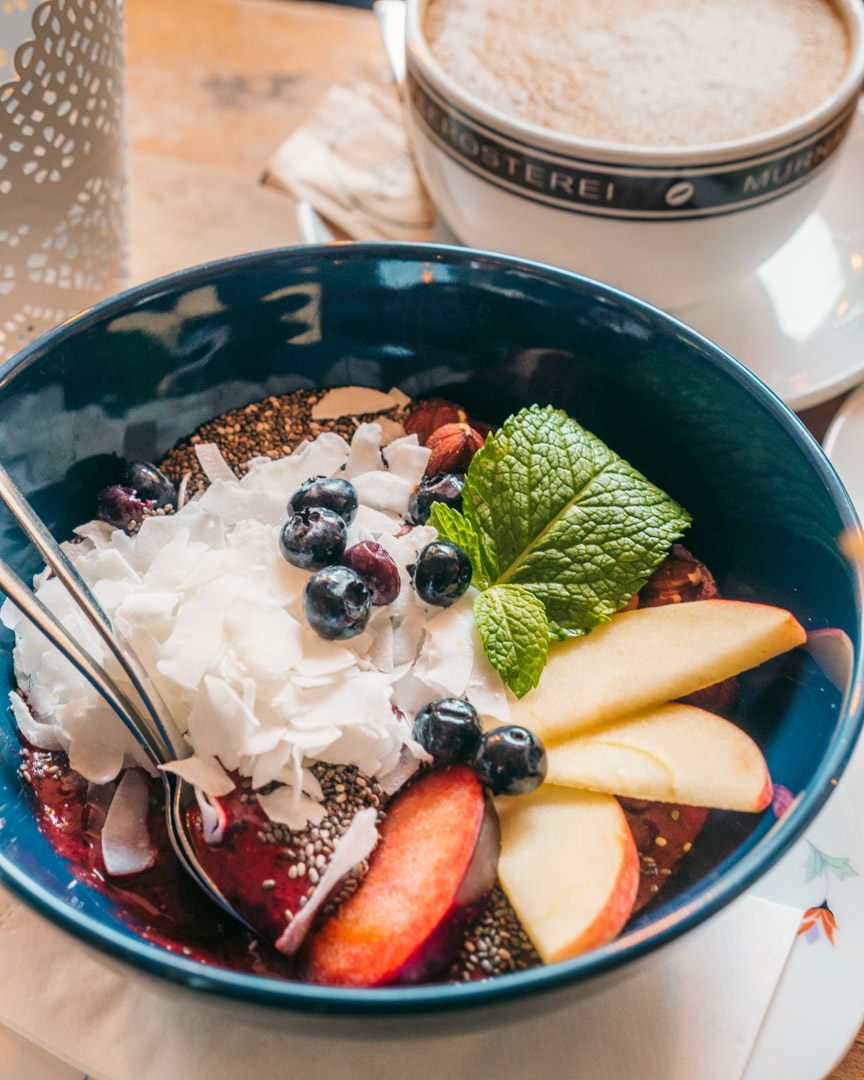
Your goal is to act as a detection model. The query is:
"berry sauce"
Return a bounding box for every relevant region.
[20,743,295,977]
[19,740,705,978]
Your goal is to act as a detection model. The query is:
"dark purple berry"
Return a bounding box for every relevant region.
[123,461,177,509]
[289,476,359,525]
[413,698,482,765]
[472,726,547,796]
[96,485,152,531]
[280,507,346,571]
[407,473,464,525]
[303,565,371,640]
[413,540,472,607]
[341,541,400,605]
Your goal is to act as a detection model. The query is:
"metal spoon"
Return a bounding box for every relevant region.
[374,0,407,88]
[0,466,252,929]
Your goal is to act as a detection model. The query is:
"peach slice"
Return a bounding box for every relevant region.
[509,600,806,742]
[546,703,772,812]
[301,765,499,986]
[495,786,639,964]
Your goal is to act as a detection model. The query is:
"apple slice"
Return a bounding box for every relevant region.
[509,600,805,742]
[546,702,772,812]
[302,765,499,986]
[495,786,638,964]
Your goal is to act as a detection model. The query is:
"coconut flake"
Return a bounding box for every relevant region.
[351,471,413,518]
[275,807,379,955]
[73,520,117,548]
[64,708,151,784]
[411,600,475,698]
[311,387,397,420]
[349,504,402,539]
[198,479,286,527]
[378,744,425,795]
[257,785,327,830]
[344,423,384,479]
[186,675,259,765]
[159,755,235,797]
[378,417,406,445]
[194,442,238,485]
[8,692,63,751]
[464,623,511,727]
[176,471,192,510]
[224,602,305,681]
[101,769,155,876]
[7,423,474,802]
[196,788,227,844]
[382,435,430,488]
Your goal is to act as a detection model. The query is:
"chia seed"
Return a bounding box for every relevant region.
[447,886,541,983]
[157,388,410,499]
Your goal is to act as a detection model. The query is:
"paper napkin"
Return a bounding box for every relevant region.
[263,77,434,242]
[0,885,801,1080]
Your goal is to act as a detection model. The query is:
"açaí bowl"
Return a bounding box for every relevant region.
[0,243,861,1030]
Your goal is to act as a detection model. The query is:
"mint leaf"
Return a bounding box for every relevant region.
[427,503,489,588]
[463,405,690,638]
[473,585,548,699]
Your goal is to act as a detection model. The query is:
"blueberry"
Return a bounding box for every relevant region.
[289,476,359,525]
[472,726,547,796]
[412,540,472,607]
[413,698,482,765]
[280,507,347,570]
[407,474,464,526]
[303,566,371,639]
[123,461,177,509]
[96,485,152,531]
[342,541,400,605]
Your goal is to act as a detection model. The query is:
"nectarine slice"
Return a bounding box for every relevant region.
[509,600,806,742]
[546,703,772,811]
[496,786,639,964]
[302,765,498,986]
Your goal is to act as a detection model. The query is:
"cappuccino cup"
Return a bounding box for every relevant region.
[402,0,864,310]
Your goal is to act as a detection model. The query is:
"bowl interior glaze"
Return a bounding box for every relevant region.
[0,244,861,1014]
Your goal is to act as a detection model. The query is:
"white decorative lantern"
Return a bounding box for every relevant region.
[0,0,128,362]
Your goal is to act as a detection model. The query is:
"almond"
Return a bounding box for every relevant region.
[425,423,485,474]
[404,399,468,445]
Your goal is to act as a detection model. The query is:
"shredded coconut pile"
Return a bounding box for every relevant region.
[3,423,510,830]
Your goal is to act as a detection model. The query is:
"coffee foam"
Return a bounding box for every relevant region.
[424,0,850,148]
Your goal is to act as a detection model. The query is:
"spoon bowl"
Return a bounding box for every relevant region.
[0,463,252,929]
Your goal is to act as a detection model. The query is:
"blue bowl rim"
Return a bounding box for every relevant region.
[0,240,862,1014]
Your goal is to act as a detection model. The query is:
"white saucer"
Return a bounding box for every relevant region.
[824,383,864,514]
[680,99,864,412]
[297,99,864,412]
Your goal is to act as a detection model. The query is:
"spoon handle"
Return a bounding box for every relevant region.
[0,465,188,760]
[374,0,407,88]
[0,557,164,765]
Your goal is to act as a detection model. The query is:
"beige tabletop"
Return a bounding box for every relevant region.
[125,0,863,1075]
[127,0,387,284]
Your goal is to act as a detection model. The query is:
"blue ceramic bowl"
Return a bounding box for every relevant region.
[0,244,861,1017]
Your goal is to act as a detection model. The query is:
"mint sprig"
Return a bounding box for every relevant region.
[432,405,690,697]
[473,585,549,699]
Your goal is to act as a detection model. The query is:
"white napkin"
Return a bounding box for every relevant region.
[263,77,434,242]
[0,884,801,1080]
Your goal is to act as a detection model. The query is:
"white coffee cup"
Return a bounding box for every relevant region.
[401,0,864,310]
